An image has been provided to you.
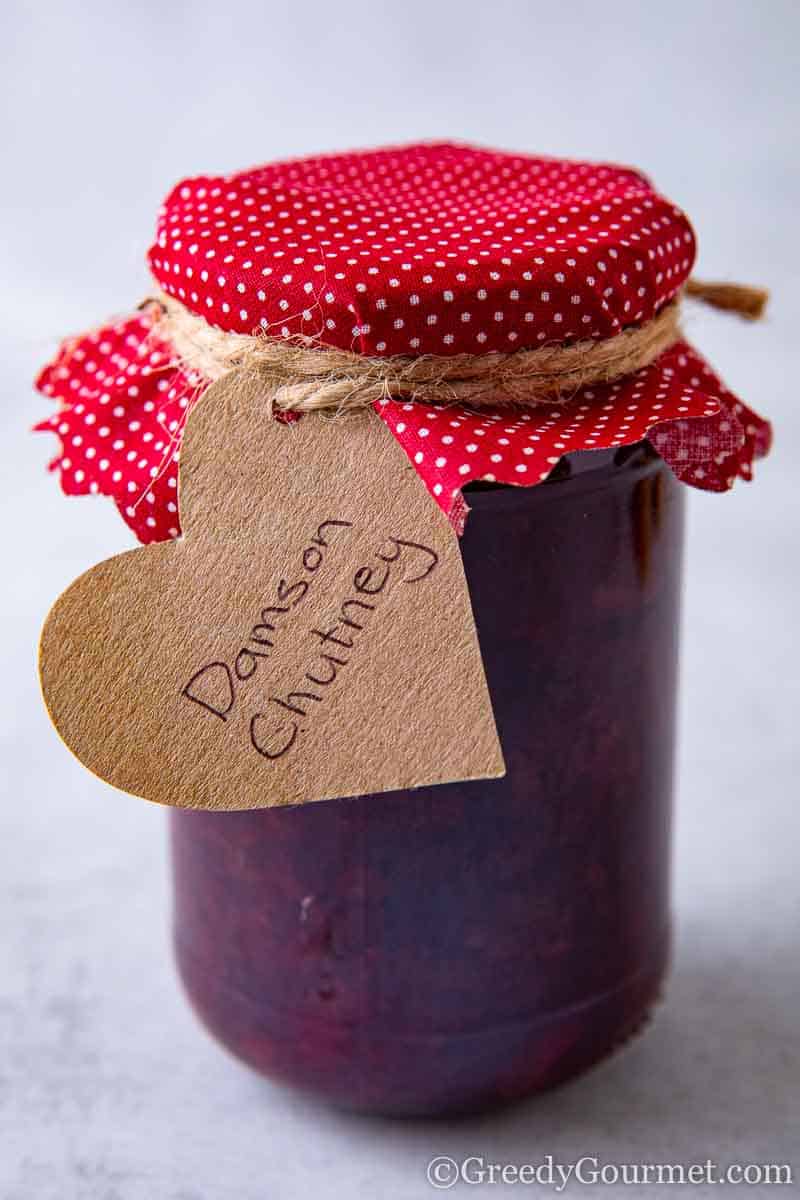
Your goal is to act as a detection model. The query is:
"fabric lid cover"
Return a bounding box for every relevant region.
[35,142,771,543]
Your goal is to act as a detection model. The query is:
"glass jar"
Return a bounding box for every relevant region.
[170,442,684,1116]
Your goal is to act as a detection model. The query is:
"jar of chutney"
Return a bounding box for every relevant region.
[36,142,771,1116]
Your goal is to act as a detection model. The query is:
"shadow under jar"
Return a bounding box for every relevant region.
[170,441,684,1117]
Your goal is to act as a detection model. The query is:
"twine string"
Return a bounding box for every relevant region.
[150,278,767,416]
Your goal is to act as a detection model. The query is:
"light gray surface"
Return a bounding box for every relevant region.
[1,2,798,1196]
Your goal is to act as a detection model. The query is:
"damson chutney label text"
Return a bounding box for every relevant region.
[39,403,503,810]
[180,518,438,762]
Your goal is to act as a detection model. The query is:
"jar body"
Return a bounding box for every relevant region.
[170,445,684,1116]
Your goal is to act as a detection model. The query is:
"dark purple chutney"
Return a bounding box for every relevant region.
[170,442,684,1116]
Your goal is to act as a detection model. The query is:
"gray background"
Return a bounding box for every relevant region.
[1,1,798,1196]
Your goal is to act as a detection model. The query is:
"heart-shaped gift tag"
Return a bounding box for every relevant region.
[39,377,504,809]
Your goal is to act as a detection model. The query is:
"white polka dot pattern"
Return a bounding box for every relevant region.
[35,143,771,543]
[35,312,770,545]
[148,142,696,357]
[36,317,197,542]
[377,342,771,532]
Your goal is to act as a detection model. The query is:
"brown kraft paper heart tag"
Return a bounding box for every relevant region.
[39,375,505,810]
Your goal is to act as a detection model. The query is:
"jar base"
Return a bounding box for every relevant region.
[174,931,669,1118]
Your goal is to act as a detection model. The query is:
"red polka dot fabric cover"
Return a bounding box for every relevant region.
[35,143,771,544]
